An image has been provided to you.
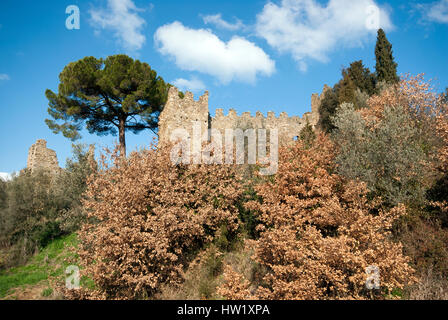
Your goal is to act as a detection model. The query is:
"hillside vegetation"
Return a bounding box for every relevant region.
[1,30,448,299]
[0,234,79,299]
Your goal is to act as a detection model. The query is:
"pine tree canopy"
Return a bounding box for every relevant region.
[45,54,169,156]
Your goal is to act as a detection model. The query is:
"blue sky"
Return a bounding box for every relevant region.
[0,0,447,176]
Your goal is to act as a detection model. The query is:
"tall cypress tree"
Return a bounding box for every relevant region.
[375,29,399,84]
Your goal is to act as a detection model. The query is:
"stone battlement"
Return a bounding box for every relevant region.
[158,85,329,146]
[213,109,302,120]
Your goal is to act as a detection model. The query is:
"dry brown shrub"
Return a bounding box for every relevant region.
[408,268,448,300]
[67,143,242,299]
[363,74,441,122]
[436,100,448,174]
[219,134,416,300]
[218,265,254,300]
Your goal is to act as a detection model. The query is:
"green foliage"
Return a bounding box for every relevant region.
[55,144,96,234]
[0,179,6,210]
[346,60,377,96]
[442,88,448,105]
[0,170,65,262]
[395,207,448,279]
[375,29,399,84]
[317,32,399,134]
[198,247,224,299]
[337,70,357,105]
[0,144,94,268]
[236,181,262,240]
[318,87,339,133]
[45,54,169,155]
[318,60,378,133]
[353,88,370,110]
[299,121,316,148]
[426,174,448,228]
[332,103,434,207]
[0,233,78,298]
[41,287,53,297]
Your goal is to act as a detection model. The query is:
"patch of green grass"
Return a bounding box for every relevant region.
[41,287,53,297]
[0,233,79,298]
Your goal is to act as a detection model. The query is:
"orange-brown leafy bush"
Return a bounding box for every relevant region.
[219,134,416,300]
[69,144,242,299]
[436,101,448,174]
[363,74,441,122]
[218,265,254,300]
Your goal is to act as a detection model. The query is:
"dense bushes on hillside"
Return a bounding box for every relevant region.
[331,75,448,296]
[218,76,448,300]
[332,103,434,207]
[0,144,94,268]
[59,75,448,300]
[218,134,415,299]
[436,102,448,175]
[3,72,447,300]
[69,144,243,299]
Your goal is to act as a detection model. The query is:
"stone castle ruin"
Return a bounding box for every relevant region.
[26,139,61,174]
[25,140,96,175]
[24,87,328,173]
[158,85,329,147]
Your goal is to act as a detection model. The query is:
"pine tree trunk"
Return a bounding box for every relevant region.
[119,118,126,157]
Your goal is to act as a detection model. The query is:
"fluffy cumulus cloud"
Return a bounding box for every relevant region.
[90,0,146,51]
[154,21,275,84]
[255,0,393,71]
[202,14,245,31]
[172,77,206,93]
[426,0,448,23]
[0,74,10,81]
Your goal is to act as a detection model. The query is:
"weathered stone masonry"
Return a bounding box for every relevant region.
[158,85,330,146]
[26,139,61,174]
[24,87,328,173]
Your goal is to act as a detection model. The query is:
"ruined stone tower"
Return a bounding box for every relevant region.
[158,88,210,147]
[26,139,61,174]
[158,86,327,146]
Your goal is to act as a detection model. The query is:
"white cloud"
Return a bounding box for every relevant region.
[0,172,12,181]
[172,77,206,93]
[202,14,245,31]
[90,0,146,51]
[154,21,275,84]
[255,0,393,71]
[427,0,448,23]
[0,74,10,81]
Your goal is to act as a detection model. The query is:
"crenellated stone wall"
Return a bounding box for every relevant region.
[158,85,328,147]
[26,139,61,174]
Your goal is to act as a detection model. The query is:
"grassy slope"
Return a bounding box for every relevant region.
[0,233,79,299]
